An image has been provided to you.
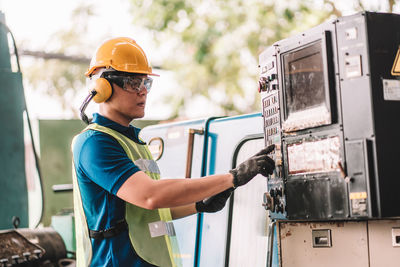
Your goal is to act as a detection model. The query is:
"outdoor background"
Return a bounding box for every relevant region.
[0,0,399,229]
[1,0,399,121]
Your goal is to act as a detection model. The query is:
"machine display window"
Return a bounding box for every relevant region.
[287,136,340,175]
[282,39,332,132]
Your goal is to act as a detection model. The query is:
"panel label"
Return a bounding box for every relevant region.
[350,191,367,200]
[382,79,400,101]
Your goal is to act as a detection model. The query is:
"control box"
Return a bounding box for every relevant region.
[260,12,400,220]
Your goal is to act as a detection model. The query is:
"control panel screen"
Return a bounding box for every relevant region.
[282,40,331,131]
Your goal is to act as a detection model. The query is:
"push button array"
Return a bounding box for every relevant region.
[265,116,279,126]
[266,127,279,136]
[263,93,281,138]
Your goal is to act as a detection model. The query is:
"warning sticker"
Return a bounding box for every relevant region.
[392,46,400,76]
[383,79,400,101]
[350,192,367,200]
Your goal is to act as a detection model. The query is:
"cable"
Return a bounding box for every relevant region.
[24,109,45,228]
[79,90,97,124]
[0,20,21,72]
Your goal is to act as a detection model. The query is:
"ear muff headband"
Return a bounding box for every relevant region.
[92,78,112,103]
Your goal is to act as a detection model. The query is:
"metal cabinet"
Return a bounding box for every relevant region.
[368,220,400,267]
[278,220,400,267]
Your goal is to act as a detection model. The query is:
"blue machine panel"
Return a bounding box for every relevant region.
[140,119,206,267]
[141,114,279,267]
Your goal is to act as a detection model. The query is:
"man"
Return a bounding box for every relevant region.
[72,37,275,267]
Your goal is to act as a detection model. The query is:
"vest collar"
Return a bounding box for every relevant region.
[92,113,146,145]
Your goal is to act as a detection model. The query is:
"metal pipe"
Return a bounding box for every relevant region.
[266,220,276,267]
[185,128,204,178]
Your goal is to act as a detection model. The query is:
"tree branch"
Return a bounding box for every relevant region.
[20,50,90,64]
[323,0,342,17]
[389,0,395,12]
[19,50,163,69]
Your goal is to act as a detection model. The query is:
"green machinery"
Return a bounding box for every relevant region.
[0,11,29,230]
[0,11,75,266]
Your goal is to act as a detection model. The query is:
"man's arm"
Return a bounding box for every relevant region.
[170,204,197,220]
[116,171,234,210]
[169,188,234,219]
[116,145,275,211]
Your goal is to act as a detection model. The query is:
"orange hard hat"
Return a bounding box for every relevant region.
[85,37,159,77]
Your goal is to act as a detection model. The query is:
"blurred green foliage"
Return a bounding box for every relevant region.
[127,0,399,118]
[128,0,334,118]
[22,4,98,117]
[21,0,400,119]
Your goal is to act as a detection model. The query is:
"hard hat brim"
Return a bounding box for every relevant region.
[85,66,159,77]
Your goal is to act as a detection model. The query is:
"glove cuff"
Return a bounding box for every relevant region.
[229,169,239,188]
[195,201,205,213]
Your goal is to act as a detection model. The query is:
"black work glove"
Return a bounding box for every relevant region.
[195,188,234,213]
[229,145,275,188]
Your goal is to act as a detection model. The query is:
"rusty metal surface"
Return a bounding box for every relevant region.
[278,221,368,267]
[0,230,44,265]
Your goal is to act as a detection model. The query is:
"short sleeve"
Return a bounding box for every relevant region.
[77,131,140,195]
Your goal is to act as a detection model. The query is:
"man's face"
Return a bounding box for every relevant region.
[107,74,150,121]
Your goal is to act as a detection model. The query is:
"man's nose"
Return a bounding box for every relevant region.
[137,85,148,95]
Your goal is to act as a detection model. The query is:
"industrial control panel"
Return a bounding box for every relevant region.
[259,12,400,220]
[259,46,286,218]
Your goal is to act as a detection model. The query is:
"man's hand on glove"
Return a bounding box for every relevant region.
[195,188,234,213]
[229,145,275,188]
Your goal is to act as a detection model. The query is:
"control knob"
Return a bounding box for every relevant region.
[262,192,275,211]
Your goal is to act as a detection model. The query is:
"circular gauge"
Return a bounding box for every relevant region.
[148,137,164,161]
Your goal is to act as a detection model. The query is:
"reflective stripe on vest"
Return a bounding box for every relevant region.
[72,123,181,267]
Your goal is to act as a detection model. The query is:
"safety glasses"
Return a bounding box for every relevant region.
[104,74,153,93]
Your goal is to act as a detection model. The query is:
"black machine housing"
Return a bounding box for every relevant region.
[259,12,400,220]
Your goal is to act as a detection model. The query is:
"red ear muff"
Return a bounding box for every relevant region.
[92,78,112,103]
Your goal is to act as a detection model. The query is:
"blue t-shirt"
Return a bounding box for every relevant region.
[73,113,157,267]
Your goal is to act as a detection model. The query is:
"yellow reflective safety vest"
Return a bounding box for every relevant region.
[72,123,181,267]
